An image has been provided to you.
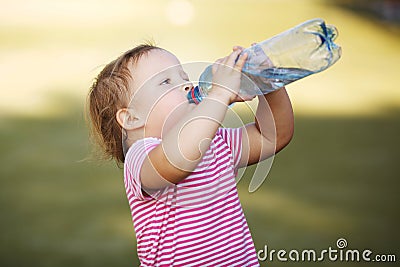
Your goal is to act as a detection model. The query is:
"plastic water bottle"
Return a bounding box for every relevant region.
[187,18,342,104]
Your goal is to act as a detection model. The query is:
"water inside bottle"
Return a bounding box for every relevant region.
[244,67,314,89]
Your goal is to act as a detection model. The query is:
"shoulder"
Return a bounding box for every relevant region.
[125,137,161,158]
[124,137,161,168]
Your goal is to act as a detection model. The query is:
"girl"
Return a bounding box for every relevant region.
[88,43,294,266]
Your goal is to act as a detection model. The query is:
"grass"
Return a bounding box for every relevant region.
[0,100,398,266]
[0,104,138,266]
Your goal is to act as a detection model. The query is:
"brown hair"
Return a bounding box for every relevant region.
[87,43,160,164]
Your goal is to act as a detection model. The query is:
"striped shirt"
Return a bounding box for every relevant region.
[124,128,260,266]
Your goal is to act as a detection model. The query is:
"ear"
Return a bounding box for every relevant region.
[116,108,144,130]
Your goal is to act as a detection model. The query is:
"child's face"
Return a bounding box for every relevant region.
[128,49,195,137]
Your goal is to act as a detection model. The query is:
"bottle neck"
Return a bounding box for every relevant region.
[187,85,203,104]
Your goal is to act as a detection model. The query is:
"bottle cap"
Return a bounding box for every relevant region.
[187,85,203,104]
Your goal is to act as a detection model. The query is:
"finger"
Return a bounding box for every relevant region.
[234,52,248,71]
[212,57,226,73]
[251,43,257,46]
[213,57,225,66]
[213,57,225,67]
[225,49,243,66]
[233,45,245,51]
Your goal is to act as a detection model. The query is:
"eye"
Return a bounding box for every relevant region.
[160,78,171,85]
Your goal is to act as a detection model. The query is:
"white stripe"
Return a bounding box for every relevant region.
[175,191,238,220]
[176,172,233,197]
[176,195,239,227]
[175,205,243,237]
[175,221,245,254]
[176,184,234,207]
[174,233,248,264]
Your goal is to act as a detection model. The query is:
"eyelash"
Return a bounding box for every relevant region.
[160,76,189,85]
[160,79,171,85]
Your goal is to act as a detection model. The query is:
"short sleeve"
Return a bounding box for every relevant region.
[216,127,243,169]
[124,137,161,201]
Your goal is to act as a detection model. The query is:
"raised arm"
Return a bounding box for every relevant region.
[239,87,294,167]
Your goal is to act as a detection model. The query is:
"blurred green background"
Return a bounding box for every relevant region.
[0,0,399,266]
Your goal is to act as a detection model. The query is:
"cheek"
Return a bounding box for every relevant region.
[147,90,187,126]
[149,92,184,124]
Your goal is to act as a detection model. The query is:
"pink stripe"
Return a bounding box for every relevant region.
[178,166,234,193]
[134,199,241,251]
[178,245,257,266]
[176,180,234,205]
[179,169,230,189]
[175,212,243,243]
[134,182,239,238]
[193,153,231,171]
[178,173,236,196]
[175,193,238,221]
[175,222,245,253]
[174,234,254,265]
[137,197,240,234]
[195,244,258,267]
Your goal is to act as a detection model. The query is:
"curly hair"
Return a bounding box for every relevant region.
[87,43,160,164]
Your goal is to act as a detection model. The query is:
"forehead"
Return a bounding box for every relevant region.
[130,49,182,89]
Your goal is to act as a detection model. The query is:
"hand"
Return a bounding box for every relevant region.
[231,45,257,103]
[208,46,248,104]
